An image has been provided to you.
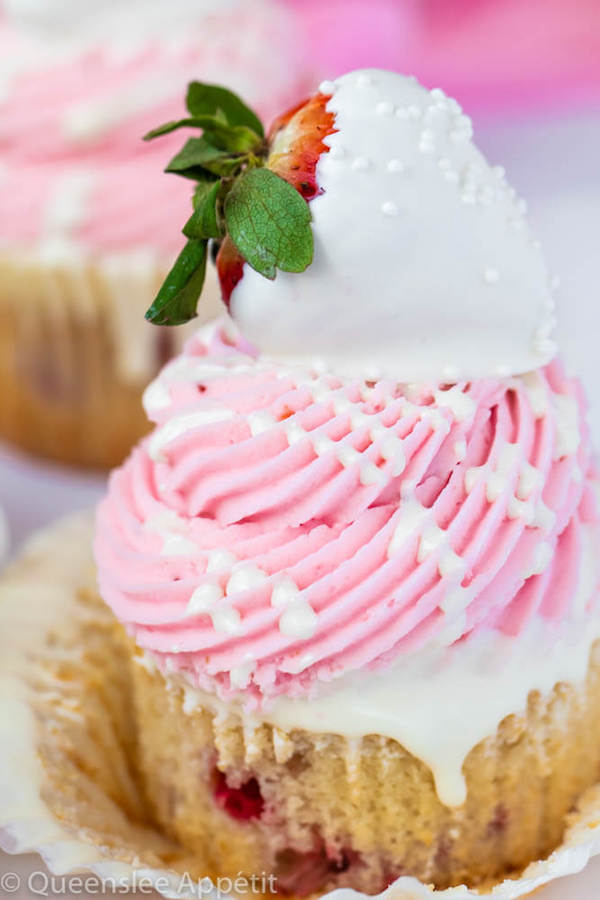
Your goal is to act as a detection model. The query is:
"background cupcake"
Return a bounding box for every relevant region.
[0,0,308,468]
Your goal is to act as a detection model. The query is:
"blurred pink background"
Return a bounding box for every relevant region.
[287,0,600,115]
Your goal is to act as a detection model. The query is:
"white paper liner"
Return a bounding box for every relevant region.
[2,512,600,900]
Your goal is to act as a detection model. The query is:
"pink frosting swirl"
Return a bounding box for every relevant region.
[95,321,600,704]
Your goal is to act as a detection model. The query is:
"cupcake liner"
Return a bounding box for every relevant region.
[0,251,222,467]
[2,513,600,900]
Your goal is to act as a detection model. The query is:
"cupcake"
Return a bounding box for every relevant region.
[0,1,306,468]
[91,69,600,894]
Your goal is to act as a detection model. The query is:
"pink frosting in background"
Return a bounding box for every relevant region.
[4,0,598,255]
[95,321,600,706]
[286,0,600,115]
[0,4,308,255]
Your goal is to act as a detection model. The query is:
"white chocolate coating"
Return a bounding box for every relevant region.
[231,69,557,383]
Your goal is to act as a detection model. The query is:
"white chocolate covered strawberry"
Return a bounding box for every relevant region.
[147,69,556,383]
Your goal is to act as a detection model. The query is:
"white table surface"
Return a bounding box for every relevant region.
[0,109,599,896]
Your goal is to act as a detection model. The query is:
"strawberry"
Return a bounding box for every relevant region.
[267,92,337,201]
[216,92,336,307]
[144,81,335,326]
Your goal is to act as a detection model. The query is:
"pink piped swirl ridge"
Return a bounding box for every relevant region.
[95,320,600,705]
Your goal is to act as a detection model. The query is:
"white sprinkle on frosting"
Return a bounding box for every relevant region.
[142,379,171,414]
[230,656,256,689]
[279,599,318,640]
[161,534,197,556]
[271,576,300,608]
[226,566,268,595]
[524,542,553,579]
[187,583,224,615]
[418,525,446,562]
[388,501,429,558]
[433,385,475,422]
[248,410,275,436]
[149,408,234,462]
[552,393,580,459]
[206,550,238,573]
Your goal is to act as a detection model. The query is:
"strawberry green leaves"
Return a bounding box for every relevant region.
[145,239,208,326]
[186,82,264,138]
[144,115,260,153]
[183,180,221,240]
[166,137,242,179]
[225,169,313,279]
[144,81,315,326]
[143,82,264,154]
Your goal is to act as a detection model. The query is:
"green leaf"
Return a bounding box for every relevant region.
[145,239,207,326]
[143,119,194,141]
[204,121,262,153]
[186,82,264,138]
[166,137,243,179]
[192,175,219,210]
[144,115,260,153]
[166,136,225,171]
[224,168,313,279]
[183,181,221,240]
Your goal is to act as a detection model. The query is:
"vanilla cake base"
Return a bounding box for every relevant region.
[126,638,600,893]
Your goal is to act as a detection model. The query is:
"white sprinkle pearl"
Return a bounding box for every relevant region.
[319,80,336,95]
[483,267,500,284]
[226,566,267,595]
[271,576,300,608]
[329,145,345,160]
[161,535,197,556]
[419,129,435,153]
[357,72,373,87]
[376,100,394,116]
[352,156,371,171]
[387,159,404,173]
[279,600,318,640]
[187,583,224,615]
[206,550,238,573]
[382,201,399,216]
